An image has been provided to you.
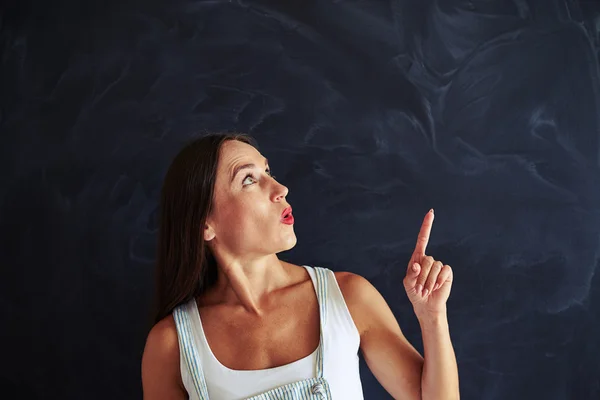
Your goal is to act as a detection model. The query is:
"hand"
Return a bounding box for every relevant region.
[403,209,454,317]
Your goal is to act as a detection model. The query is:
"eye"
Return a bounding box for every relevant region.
[242,173,257,186]
[242,168,276,186]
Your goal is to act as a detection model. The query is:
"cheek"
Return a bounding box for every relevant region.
[214,192,272,232]
[221,199,259,225]
[236,202,274,233]
[240,202,269,223]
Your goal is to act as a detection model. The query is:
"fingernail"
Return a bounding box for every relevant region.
[423,288,429,296]
[416,284,423,294]
[434,283,440,291]
[412,263,419,271]
[430,208,434,215]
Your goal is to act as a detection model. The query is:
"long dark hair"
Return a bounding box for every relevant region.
[153,132,258,324]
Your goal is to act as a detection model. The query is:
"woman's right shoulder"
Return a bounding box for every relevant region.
[144,314,179,356]
[142,314,187,398]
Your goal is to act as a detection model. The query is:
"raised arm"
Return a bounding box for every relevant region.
[338,209,459,400]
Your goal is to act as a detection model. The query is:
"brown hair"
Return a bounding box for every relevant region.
[153,132,258,324]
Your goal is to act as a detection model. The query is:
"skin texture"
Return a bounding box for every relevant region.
[142,142,459,399]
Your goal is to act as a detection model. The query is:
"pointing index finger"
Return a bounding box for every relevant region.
[414,209,434,257]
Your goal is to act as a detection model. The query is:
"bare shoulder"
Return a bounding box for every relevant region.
[333,271,385,336]
[333,270,378,301]
[143,315,180,360]
[141,315,186,399]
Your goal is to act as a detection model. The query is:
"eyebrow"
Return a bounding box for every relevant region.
[230,158,269,183]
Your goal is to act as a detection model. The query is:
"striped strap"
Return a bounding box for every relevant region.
[173,304,210,399]
[313,266,328,378]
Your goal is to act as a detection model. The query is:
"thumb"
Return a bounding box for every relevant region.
[404,262,420,291]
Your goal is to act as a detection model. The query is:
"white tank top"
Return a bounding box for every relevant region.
[176,265,364,399]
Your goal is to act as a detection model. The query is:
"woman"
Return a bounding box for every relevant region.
[141,132,459,399]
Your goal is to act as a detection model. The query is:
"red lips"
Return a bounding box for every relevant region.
[281,206,292,219]
[281,206,294,224]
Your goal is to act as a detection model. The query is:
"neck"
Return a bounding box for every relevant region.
[206,254,290,316]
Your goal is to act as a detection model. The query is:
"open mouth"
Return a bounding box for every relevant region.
[282,213,294,224]
[281,207,294,223]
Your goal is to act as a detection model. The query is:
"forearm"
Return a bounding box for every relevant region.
[417,308,460,400]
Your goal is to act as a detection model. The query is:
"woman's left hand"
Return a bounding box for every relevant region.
[403,209,454,317]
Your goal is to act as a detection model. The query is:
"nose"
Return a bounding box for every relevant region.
[273,181,288,202]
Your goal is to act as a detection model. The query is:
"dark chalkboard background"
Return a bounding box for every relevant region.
[2,0,600,399]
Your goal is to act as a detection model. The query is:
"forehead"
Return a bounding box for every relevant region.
[219,140,263,167]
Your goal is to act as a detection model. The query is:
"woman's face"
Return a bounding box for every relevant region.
[204,140,297,260]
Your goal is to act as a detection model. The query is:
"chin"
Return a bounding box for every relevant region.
[280,236,297,252]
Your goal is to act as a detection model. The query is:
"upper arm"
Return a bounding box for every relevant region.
[336,271,424,400]
[141,315,188,400]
